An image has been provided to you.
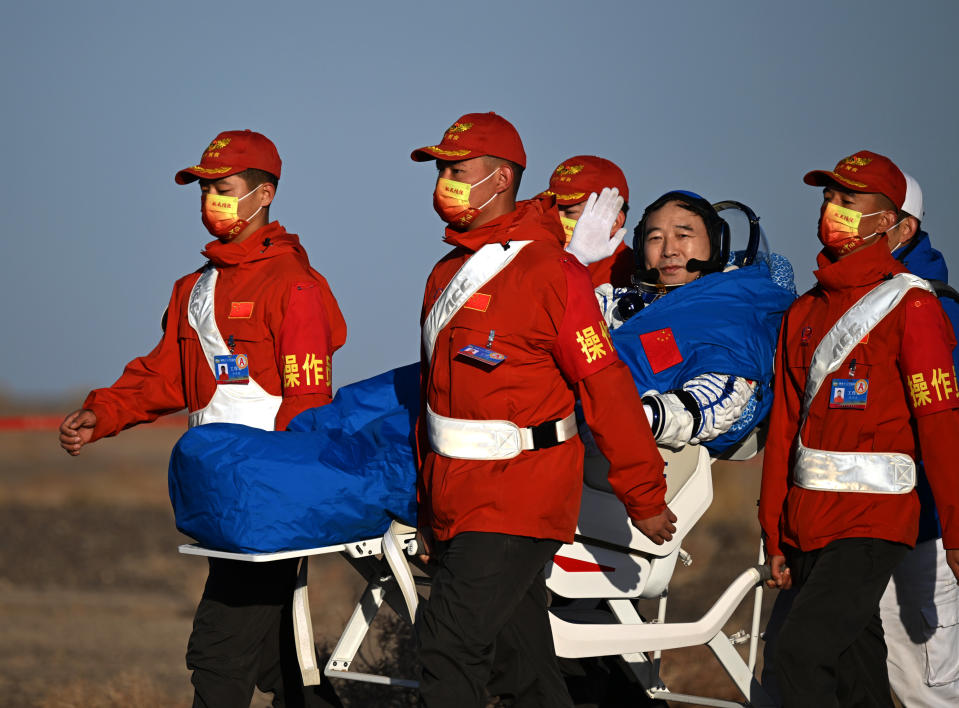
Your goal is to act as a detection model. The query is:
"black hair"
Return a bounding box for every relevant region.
[632,191,728,282]
[237,168,279,191]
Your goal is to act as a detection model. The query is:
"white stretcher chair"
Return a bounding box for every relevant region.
[178,436,773,706]
[547,441,774,707]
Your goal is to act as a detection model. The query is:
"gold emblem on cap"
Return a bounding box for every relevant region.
[550,191,587,200]
[191,165,232,175]
[839,155,872,174]
[829,170,867,189]
[444,121,473,142]
[204,137,232,159]
[554,164,584,183]
[429,146,471,157]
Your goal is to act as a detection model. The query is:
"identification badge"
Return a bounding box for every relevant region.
[214,354,250,384]
[829,378,868,409]
[457,345,506,367]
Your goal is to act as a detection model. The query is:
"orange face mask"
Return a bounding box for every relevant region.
[202,185,262,240]
[817,202,886,258]
[560,216,577,245]
[433,169,499,230]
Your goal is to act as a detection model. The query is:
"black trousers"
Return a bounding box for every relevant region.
[776,538,909,708]
[186,557,342,708]
[417,531,574,708]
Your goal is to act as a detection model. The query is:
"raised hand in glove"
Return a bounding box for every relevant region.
[565,187,626,266]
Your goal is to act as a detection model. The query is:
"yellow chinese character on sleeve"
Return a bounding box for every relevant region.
[909,372,932,408]
[931,367,954,401]
[599,319,615,353]
[283,354,300,388]
[576,325,607,364]
[326,355,332,388]
[303,353,324,387]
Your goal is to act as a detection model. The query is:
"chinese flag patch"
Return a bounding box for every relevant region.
[464,292,491,312]
[229,302,254,318]
[639,327,683,374]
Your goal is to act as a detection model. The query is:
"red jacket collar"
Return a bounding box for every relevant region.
[202,222,304,267]
[813,239,908,293]
[442,196,566,252]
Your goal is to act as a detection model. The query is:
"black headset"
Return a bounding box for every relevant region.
[711,200,761,268]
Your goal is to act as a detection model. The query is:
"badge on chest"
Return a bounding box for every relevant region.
[829,378,868,409]
[214,354,250,384]
[456,329,506,368]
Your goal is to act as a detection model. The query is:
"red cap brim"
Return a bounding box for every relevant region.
[802,169,870,193]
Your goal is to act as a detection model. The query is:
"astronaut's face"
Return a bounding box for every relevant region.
[642,201,711,285]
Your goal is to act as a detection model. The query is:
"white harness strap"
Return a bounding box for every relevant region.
[187,266,282,430]
[422,241,531,363]
[793,273,933,494]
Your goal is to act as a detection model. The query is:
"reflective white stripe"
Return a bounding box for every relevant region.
[187,266,282,430]
[427,405,577,460]
[801,273,933,419]
[422,241,532,363]
[793,273,931,494]
[794,445,916,494]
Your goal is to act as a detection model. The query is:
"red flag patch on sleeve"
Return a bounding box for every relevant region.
[639,328,683,374]
[464,292,491,312]
[229,301,254,319]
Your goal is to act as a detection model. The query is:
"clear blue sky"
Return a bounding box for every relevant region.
[3,1,958,400]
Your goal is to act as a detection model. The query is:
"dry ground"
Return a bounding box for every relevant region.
[0,421,775,707]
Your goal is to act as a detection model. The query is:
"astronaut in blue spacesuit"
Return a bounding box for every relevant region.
[569,189,796,457]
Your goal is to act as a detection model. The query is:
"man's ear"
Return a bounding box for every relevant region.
[611,210,626,237]
[494,162,514,195]
[898,215,919,244]
[258,182,276,208]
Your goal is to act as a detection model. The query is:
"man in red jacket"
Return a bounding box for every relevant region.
[58,130,346,708]
[759,150,959,707]
[541,155,634,288]
[411,111,675,707]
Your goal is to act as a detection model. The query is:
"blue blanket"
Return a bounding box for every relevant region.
[169,364,419,553]
[612,259,795,453]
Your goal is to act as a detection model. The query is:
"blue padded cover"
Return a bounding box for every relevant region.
[169,363,420,553]
[612,258,795,453]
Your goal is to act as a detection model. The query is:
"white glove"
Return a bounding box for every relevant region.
[564,187,627,266]
[682,374,755,444]
[641,390,696,450]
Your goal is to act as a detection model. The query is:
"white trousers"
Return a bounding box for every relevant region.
[879,537,959,707]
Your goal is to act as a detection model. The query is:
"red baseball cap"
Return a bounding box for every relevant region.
[803,150,906,209]
[175,130,282,185]
[541,155,629,206]
[411,112,527,167]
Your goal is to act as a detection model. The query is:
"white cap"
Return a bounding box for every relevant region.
[901,171,924,221]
